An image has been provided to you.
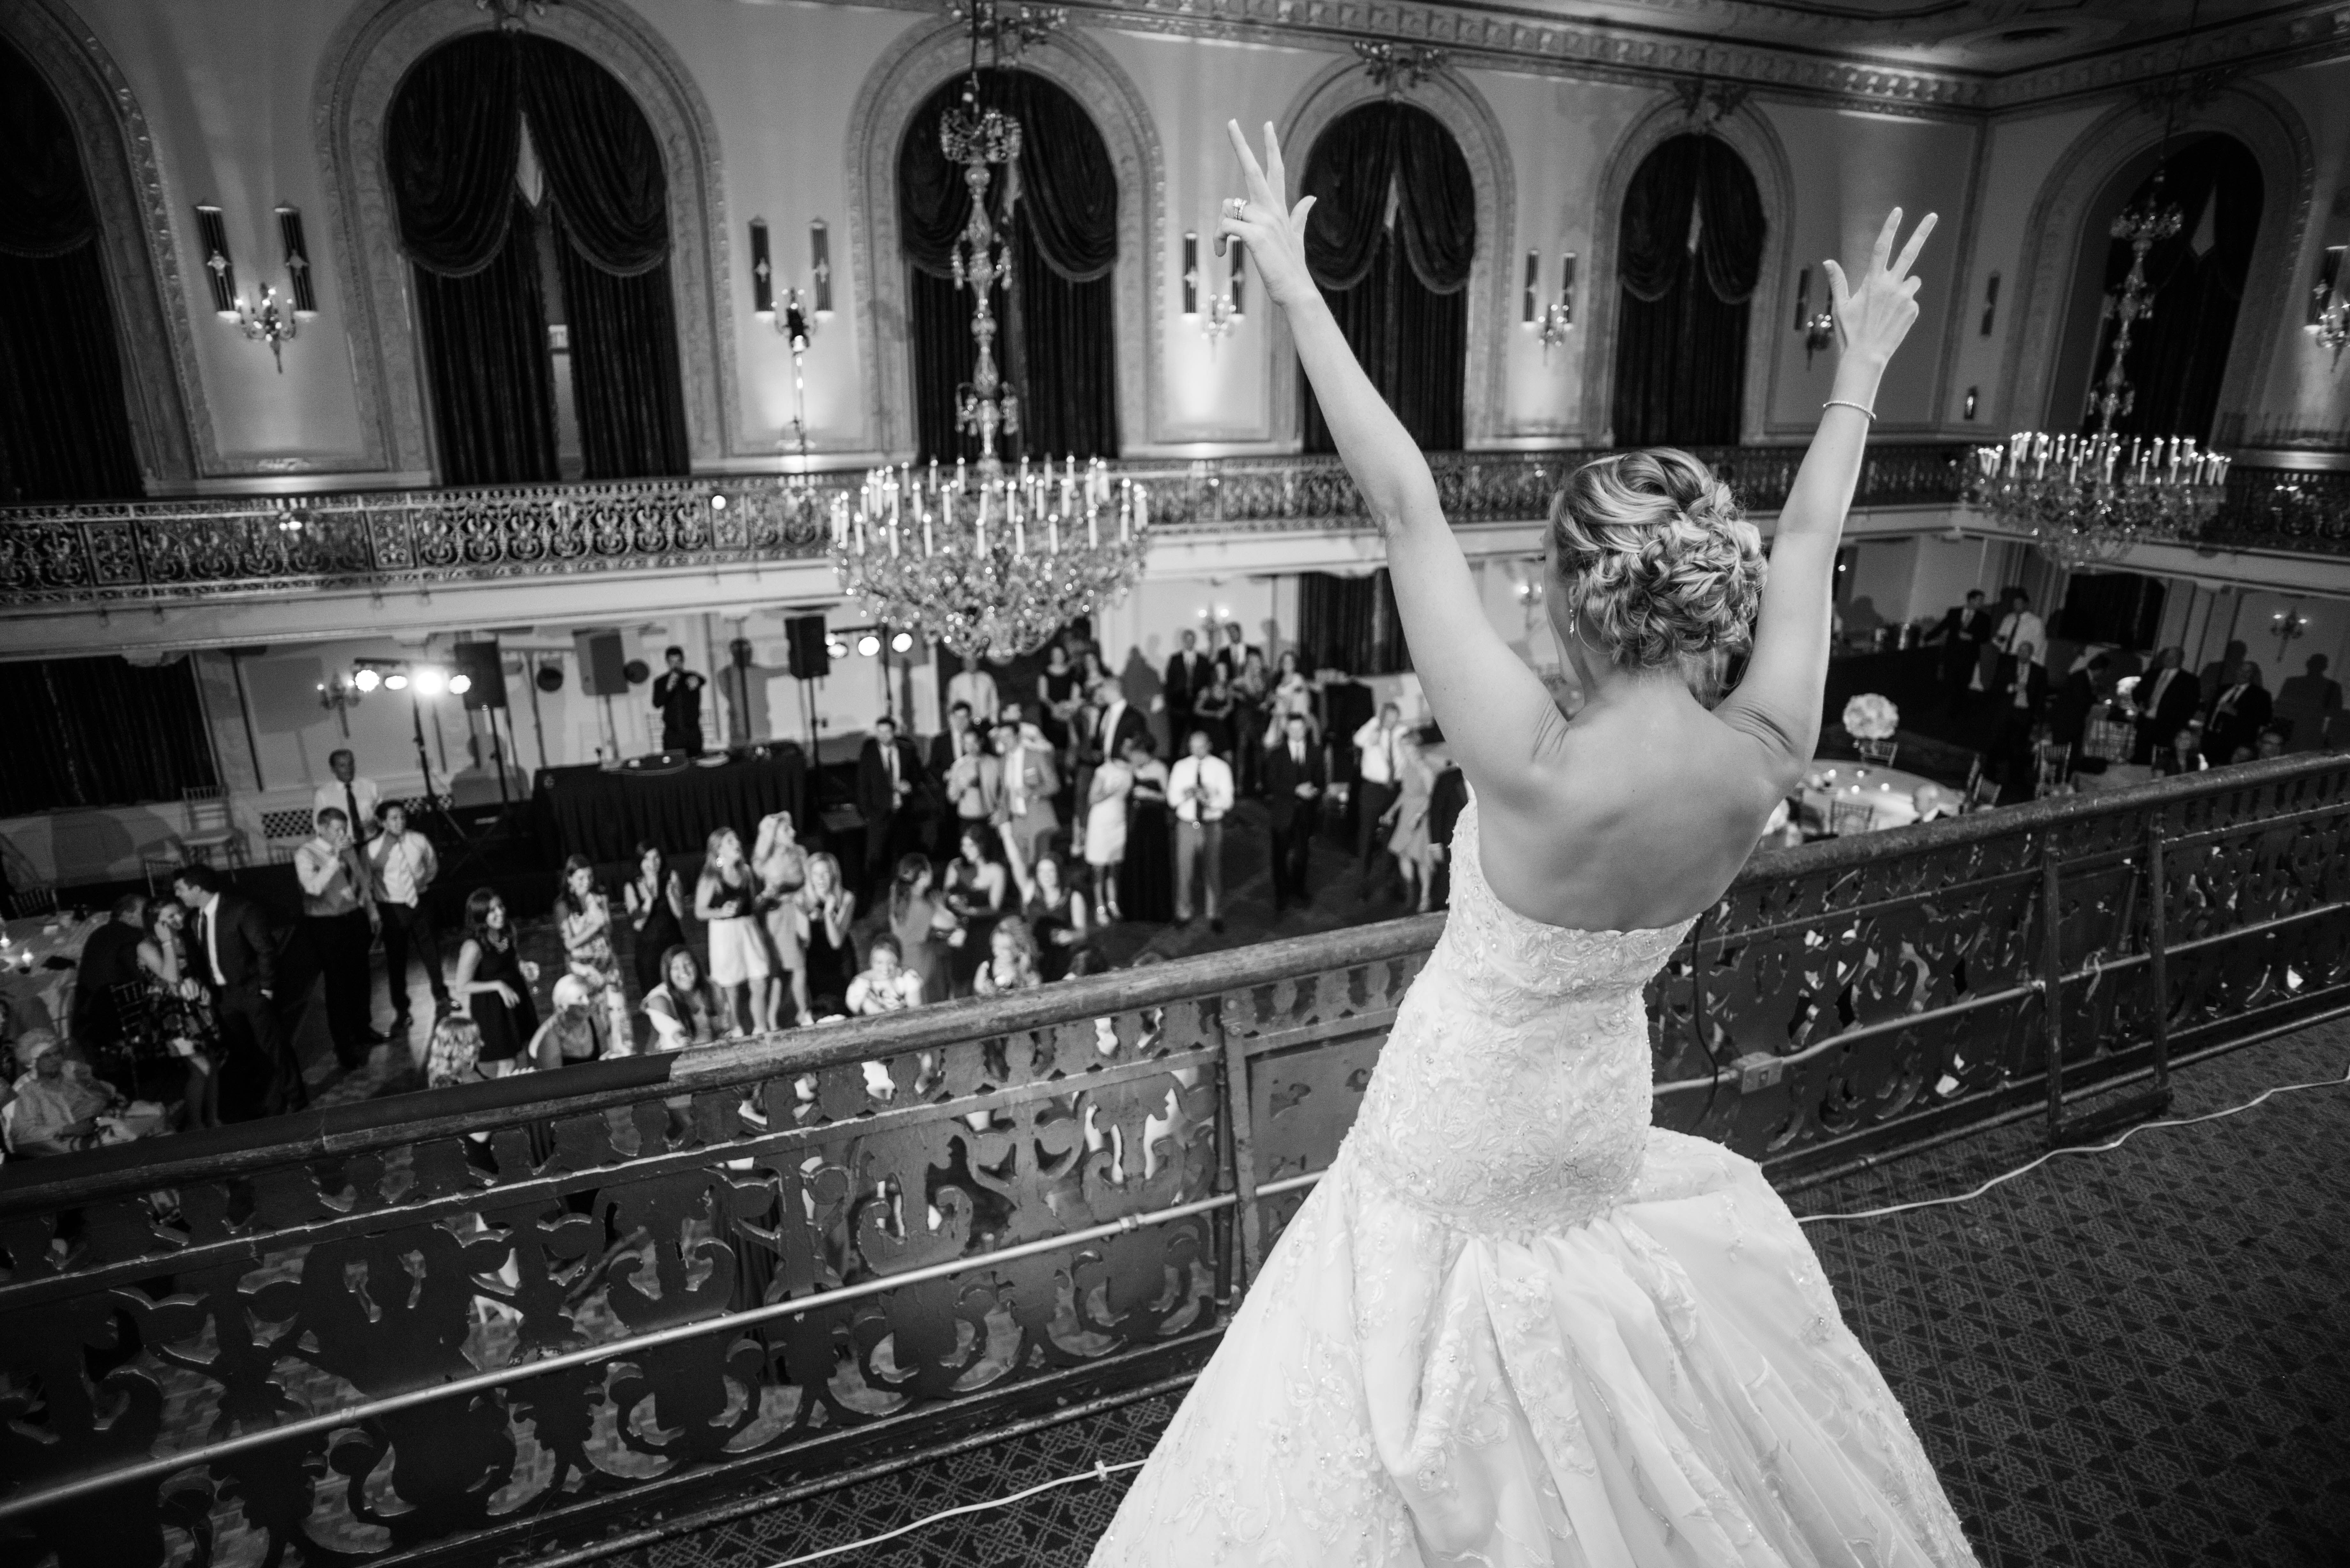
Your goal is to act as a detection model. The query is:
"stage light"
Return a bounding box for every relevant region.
[413,666,446,696]
[857,633,881,657]
[890,631,913,653]
[385,672,410,691]
[826,639,848,660]
[448,673,472,695]
[352,667,381,692]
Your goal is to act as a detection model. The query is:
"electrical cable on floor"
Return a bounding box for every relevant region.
[760,1458,1147,1567]
[745,1061,2350,1565]
[1798,1058,2350,1225]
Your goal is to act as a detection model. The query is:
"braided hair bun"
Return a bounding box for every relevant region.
[1548,448,1767,675]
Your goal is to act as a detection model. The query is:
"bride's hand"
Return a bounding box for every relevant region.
[1822,207,1937,369]
[1220,119,1318,312]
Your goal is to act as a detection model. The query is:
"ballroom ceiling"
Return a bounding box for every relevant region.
[1405,0,2293,72]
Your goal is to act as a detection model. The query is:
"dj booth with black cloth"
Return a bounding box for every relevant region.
[534,746,812,866]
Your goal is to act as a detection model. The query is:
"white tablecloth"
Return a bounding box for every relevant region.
[1801,763,1958,835]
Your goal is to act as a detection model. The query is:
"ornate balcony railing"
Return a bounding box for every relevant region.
[1,754,2344,1568]
[0,444,1968,608]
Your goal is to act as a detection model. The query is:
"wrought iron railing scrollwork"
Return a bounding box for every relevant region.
[0,754,2344,1568]
[0,445,1971,608]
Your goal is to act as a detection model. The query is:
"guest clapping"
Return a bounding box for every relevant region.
[623,840,687,999]
[696,826,775,1034]
[795,852,857,1017]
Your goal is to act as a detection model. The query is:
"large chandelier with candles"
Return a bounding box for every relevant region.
[830,457,1149,658]
[1964,432,2229,569]
[829,0,1148,659]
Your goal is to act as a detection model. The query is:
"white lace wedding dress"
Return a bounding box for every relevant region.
[1089,798,1978,1565]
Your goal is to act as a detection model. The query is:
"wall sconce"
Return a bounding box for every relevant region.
[1793,266,1835,366]
[2309,245,2347,366]
[1186,230,1243,350]
[1979,271,2000,337]
[197,203,310,372]
[1522,250,1573,361]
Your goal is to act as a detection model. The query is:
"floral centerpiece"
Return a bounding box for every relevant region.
[1842,693,1900,763]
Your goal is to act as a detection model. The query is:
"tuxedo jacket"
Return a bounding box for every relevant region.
[1263,739,1328,831]
[856,736,927,823]
[1093,701,1151,763]
[1164,650,1210,708]
[197,891,279,993]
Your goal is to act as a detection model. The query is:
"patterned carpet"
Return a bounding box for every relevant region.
[620,1018,2350,1568]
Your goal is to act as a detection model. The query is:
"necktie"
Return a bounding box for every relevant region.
[886,744,898,791]
[345,782,364,843]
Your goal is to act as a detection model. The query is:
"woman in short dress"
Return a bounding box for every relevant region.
[556,855,631,1049]
[695,826,775,1034]
[754,813,810,1026]
[1381,730,1438,913]
[794,852,858,1018]
[453,887,540,1077]
[1083,743,1133,922]
[622,840,686,1000]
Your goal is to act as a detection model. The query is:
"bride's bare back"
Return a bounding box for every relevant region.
[1218,122,1936,930]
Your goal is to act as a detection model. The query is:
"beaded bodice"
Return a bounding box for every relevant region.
[1351,795,1695,1237]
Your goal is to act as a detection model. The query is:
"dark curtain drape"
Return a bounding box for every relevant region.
[1611,135,1764,448]
[387,33,687,484]
[1299,102,1473,454]
[2082,135,2261,442]
[1298,570,1411,675]
[0,41,143,502]
[0,656,216,815]
[899,69,1119,463]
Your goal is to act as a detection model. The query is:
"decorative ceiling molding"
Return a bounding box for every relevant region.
[809,0,2350,119]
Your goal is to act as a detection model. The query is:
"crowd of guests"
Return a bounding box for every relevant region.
[1915,587,2332,795]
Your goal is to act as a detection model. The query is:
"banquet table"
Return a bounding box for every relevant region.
[1800,762,1959,836]
[534,747,812,866]
[0,913,100,1046]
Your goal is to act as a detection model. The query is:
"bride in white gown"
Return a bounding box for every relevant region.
[1087,124,1976,1566]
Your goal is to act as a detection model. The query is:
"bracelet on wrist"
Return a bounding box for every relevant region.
[1823,399,1876,421]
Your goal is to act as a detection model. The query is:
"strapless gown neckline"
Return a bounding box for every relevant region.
[1088,797,1980,1566]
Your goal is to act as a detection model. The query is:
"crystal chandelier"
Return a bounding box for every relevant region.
[828,0,1148,659]
[1964,432,2230,569]
[831,456,1150,658]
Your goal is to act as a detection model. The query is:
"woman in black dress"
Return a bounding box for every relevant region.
[453,888,541,1077]
[623,839,686,1000]
[1117,734,1176,922]
[794,851,859,1017]
[1037,643,1082,751]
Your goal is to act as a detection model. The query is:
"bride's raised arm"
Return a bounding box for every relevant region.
[1714,208,1936,774]
[1218,120,1560,803]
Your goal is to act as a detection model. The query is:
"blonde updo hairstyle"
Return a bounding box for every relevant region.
[1548,448,1767,695]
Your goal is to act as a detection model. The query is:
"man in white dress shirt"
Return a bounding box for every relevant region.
[1168,729,1234,932]
[296,806,378,1070]
[368,800,445,1033]
[1351,702,1405,899]
[313,750,383,849]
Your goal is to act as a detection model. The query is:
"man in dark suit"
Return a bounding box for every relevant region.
[855,716,927,899]
[2047,652,2111,758]
[1163,630,1210,750]
[928,701,974,779]
[2133,646,2201,764]
[1423,734,1469,910]
[2204,661,2274,764]
[1923,590,1992,711]
[1262,711,1326,911]
[172,863,306,1122]
[2197,639,2248,711]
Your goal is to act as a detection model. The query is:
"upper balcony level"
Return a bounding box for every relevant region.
[5,446,2343,658]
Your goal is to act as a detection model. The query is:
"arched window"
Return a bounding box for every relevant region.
[386,34,689,485]
[2070,135,2262,441]
[899,68,1118,463]
[0,39,142,501]
[1610,134,1763,448]
[1298,102,1473,453]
